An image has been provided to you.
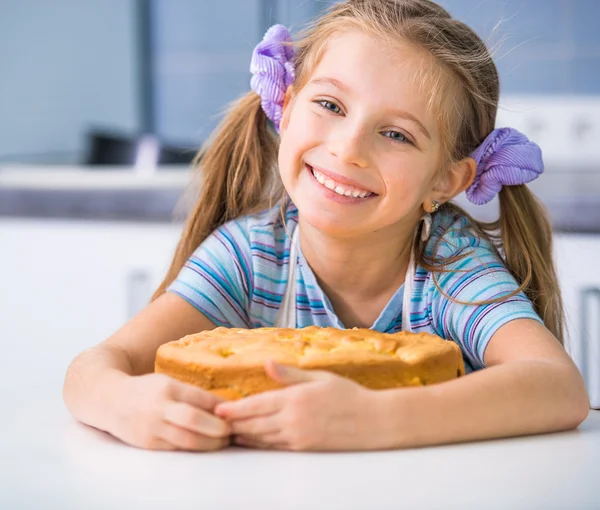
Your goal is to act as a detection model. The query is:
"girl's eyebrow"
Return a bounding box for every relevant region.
[309,76,348,91]
[388,108,431,140]
[308,76,431,140]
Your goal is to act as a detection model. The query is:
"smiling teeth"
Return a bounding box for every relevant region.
[311,168,372,198]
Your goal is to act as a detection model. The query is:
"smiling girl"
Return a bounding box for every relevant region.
[64,0,589,452]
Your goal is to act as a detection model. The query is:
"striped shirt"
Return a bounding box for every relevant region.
[168,200,541,371]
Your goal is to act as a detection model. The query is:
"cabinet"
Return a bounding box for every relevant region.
[554,234,600,408]
[0,219,182,382]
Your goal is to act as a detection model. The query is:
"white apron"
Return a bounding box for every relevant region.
[272,217,431,331]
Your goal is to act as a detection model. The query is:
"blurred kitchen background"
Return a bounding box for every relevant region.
[0,0,598,406]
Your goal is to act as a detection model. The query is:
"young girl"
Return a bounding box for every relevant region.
[63,0,589,452]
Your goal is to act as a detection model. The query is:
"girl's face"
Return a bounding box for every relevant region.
[278,30,445,238]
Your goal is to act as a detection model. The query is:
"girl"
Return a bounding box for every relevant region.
[63,0,589,452]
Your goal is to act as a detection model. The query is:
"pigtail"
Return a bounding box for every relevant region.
[497,185,564,344]
[152,92,281,299]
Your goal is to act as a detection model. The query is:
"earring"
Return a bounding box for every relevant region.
[420,213,432,241]
[431,200,440,213]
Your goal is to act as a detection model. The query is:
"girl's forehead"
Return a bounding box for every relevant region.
[310,30,430,85]
[305,30,438,128]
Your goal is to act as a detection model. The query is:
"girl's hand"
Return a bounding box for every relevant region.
[110,373,231,451]
[215,361,383,451]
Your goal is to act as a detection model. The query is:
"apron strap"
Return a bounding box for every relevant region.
[273,226,299,328]
[402,213,432,333]
[401,247,416,333]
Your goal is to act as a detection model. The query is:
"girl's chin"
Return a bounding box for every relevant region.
[294,204,364,236]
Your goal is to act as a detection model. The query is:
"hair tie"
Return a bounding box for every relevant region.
[250,24,296,132]
[466,127,544,205]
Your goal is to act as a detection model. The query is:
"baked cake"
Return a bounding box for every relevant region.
[155,326,465,400]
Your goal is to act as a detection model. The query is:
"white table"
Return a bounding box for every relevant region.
[2,346,599,510]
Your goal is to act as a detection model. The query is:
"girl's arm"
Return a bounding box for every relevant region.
[216,319,589,451]
[63,292,230,450]
[376,318,590,448]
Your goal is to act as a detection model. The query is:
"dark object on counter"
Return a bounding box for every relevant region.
[85,130,197,166]
[0,188,184,223]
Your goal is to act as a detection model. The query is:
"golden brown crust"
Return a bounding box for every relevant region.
[155,326,465,399]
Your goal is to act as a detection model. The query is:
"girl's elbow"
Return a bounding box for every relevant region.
[561,373,590,430]
[569,388,591,429]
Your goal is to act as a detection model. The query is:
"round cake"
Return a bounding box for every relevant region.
[155,326,465,400]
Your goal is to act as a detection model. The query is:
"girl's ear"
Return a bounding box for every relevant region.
[279,86,295,133]
[429,157,477,207]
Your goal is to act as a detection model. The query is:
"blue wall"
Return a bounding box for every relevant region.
[151,0,323,145]
[1,1,598,163]
[153,0,600,145]
[440,0,600,95]
[0,0,140,163]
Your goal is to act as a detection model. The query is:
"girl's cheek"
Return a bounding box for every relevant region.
[295,108,322,133]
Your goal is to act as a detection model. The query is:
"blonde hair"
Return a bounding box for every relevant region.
[153,0,564,344]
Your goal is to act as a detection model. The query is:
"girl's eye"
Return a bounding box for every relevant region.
[382,130,413,145]
[315,100,342,114]
[313,101,414,146]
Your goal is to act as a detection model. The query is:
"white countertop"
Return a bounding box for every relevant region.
[3,397,598,510]
[0,164,193,189]
[2,344,599,510]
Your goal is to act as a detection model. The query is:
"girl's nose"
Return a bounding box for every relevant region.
[326,125,370,168]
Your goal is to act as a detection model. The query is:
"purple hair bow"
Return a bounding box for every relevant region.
[467,127,544,205]
[250,24,296,132]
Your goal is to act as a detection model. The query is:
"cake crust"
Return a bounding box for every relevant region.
[155,326,465,399]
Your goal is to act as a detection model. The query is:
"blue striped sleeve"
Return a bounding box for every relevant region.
[167,219,253,328]
[427,220,542,369]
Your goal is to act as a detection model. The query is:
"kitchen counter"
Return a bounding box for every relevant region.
[1,164,600,232]
[0,165,193,223]
[2,405,598,510]
[1,327,599,510]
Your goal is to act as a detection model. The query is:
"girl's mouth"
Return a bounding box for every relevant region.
[306,164,376,199]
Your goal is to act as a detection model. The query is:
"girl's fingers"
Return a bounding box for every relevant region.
[215,391,285,420]
[171,380,225,411]
[265,360,328,385]
[163,401,230,437]
[234,433,287,450]
[141,437,177,451]
[233,435,270,449]
[158,422,230,452]
[229,415,280,436]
